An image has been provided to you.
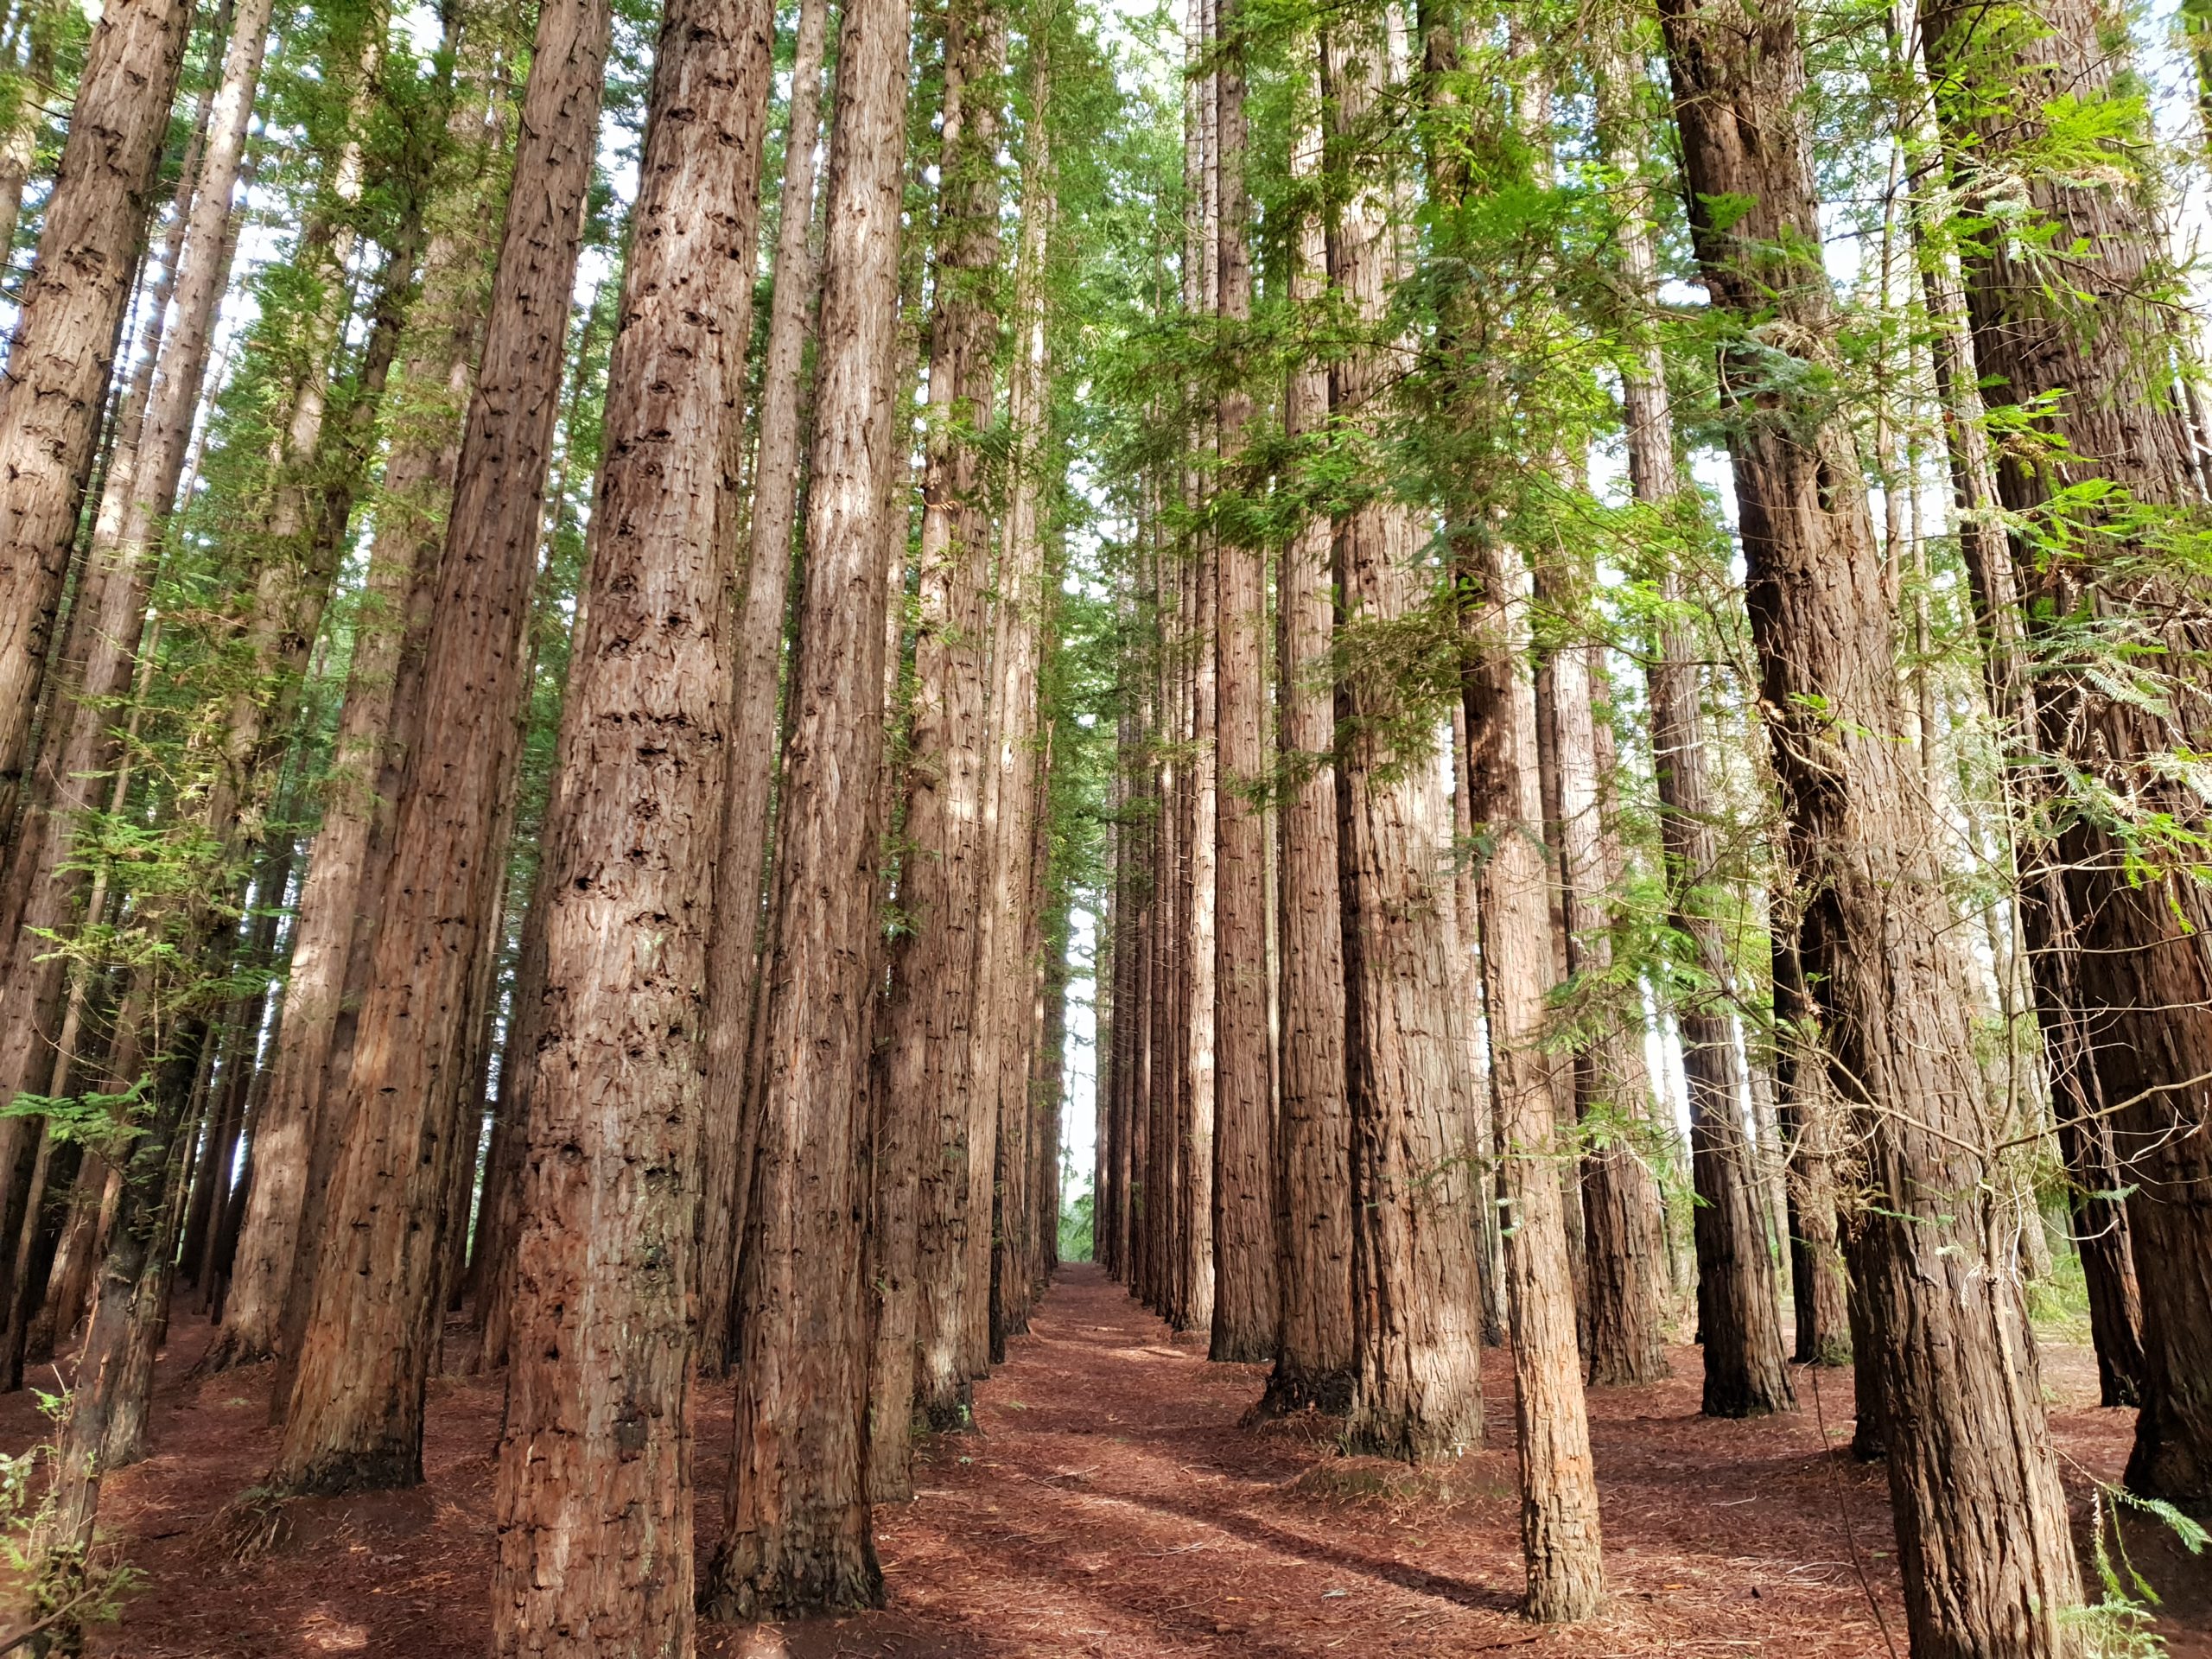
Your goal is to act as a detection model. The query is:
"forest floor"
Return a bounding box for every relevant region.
[0,1262,2202,1657]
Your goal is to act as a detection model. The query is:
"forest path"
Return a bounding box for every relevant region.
[736,1263,2202,1659]
[20,1262,2203,1656]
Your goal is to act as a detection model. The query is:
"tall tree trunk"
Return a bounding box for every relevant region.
[487,0,767,1642]
[1918,0,2209,1501]
[1548,628,1670,1386]
[1325,11,1484,1465]
[0,0,243,1236]
[884,0,1004,1455]
[1207,0,1275,1365]
[700,0,908,1607]
[1263,41,1353,1414]
[0,0,193,831]
[1916,244,2145,1407]
[275,0,612,1494]
[1769,923,1851,1365]
[696,0,830,1384]
[218,0,506,1375]
[1465,537,1607,1619]
[1587,12,1794,1416]
[1657,0,2088,1643]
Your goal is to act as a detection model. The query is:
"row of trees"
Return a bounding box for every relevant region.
[0,0,1107,1643]
[0,0,2202,1647]
[1090,0,2212,1649]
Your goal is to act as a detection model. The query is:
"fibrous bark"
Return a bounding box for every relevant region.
[0,0,193,830]
[1658,0,2088,1643]
[700,0,908,1607]
[486,0,768,1642]
[276,0,613,1495]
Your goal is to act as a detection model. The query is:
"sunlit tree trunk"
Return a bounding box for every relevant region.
[888,0,1005,1453]
[700,0,908,1608]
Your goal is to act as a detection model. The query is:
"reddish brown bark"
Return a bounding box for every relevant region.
[486,0,768,1643]
[888,0,1005,1453]
[1325,15,1484,1465]
[1659,0,2088,1642]
[699,0,907,1607]
[696,0,830,1380]
[1919,0,2210,1501]
[1208,0,1275,1366]
[1264,46,1354,1416]
[0,0,193,830]
[275,0,613,1495]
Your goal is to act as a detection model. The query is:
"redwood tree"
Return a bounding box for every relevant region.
[276,0,614,1494]
[1656,0,2088,1644]
[487,0,771,1643]
[0,0,194,830]
[701,0,910,1606]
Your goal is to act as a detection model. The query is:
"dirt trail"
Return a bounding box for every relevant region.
[0,1262,2197,1656]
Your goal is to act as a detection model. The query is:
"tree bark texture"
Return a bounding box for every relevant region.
[696,0,830,1380]
[701,0,907,1609]
[1920,0,2212,1502]
[486,0,768,1643]
[1463,524,1605,1623]
[0,0,193,830]
[1265,46,1354,1414]
[1325,15,1484,1465]
[887,0,1004,1458]
[1659,0,2088,1644]
[276,0,613,1495]
[1208,0,1276,1366]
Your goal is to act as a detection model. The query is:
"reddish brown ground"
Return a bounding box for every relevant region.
[0,1262,2200,1656]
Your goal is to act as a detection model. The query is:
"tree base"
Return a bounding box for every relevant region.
[1254,1363,1353,1419]
[699,1539,885,1624]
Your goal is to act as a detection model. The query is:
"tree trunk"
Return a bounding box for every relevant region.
[1918,0,2207,1498]
[1325,13,1484,1465]
[486,0,766,1643]
[0,0,193,830]
[696,0,830,1382]
[275,0,612,1494]
[0,0,241,1231]
[1548,630,1670,1387]
[1658,0,2088,1643]
[1263,41,1354,1415]
[700,0,907,1607]
[1462,520,1605,1619]
[881,0,1003,1459]
[1770,926,1852,1366]
[0,0,63,257]
[1207,0,1275,1365]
